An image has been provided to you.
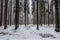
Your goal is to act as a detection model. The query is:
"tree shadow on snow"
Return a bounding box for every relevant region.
[38,33,56,38]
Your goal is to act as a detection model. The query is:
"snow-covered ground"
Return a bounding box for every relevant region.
[0,24,60,40]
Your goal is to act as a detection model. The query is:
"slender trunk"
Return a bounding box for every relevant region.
[44,0,45,24]
[36,0,39,30]
[0,0,3,26]
[40,0,42,26]
[24,0,27,26]
[4,0,8,29]
[48,0,49,25]
[50,0,53,24]
[15,0,19,30]
[55,0,60,32]
[10,0,12,25]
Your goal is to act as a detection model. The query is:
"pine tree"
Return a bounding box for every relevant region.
[0,0,3,26]
[24,0,27,26]
[51,0,54,24]
[10,0,12,25]
[50,0,54,24]
[15,0,19,30]
[48,0,49,25]
[44,0,45,24]
[4,0,8,29]
[55,0,60,32]
[36,0,39,30]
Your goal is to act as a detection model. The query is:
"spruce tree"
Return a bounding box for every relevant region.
[15,0,19,30]
[36,0,39,30]
[55,0,60,32]
[0,0,3,26]
[44,0,45,24]
[10,0,12,25]
[4,0,8,29]
[48,0,49,25]
[24,0,27,26]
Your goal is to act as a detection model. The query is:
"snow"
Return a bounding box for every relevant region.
[0,24,60,40]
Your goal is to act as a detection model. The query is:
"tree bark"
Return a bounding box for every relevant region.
[24,0,27,26]
[55,0,60,32]
[10,0,12,25]
[4,0,8,29]
[0,0,3,26]
[48,0,49,25]
[15,0,19,30]
[40,0,42,26]
[44,0,45,25]
[36,0,39,30]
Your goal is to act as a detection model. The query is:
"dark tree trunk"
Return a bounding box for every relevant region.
[44,0,45,25]
[55,0,60,32]
[36,0,39,30]
[0,0,3,26]
[24,0,27,26]
[15,0,19,30]
[48,0,49,25]
[4,0,8,29]
[50,0,54,24]
[40,0,42,26]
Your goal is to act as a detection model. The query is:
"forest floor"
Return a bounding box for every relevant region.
[0,24,60,40]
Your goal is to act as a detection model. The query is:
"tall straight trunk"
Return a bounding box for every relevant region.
[40,0,42,26]
[24,0,27,26]
[33,1,35,25]
[48,0,49,25]
[36,0,39,30]
[52,0,54,24]
[15,0,19,30]
[4,0,8,29]
[50,0,54,24]
[10,0,12,25]
[44,0,45,24]
[0,0,3,26]
[55,0,60,32]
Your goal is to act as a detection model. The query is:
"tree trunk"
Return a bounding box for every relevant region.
[40,0,42,26]
[44,0,45,25]
[0,0,3,26]
[50,0,54,24]
[10,0,12,25]
[48,0,49,25]
[15,0,19,30]
[24,0,27,26]
[4,0,8,29]
[36,0,39,30]
[55,0,60,32]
